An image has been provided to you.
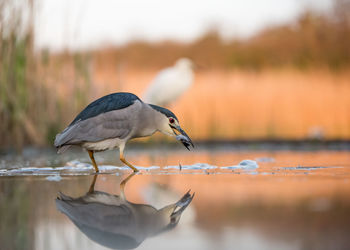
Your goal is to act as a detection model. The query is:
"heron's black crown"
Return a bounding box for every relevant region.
[70,92,141,126]
[149,104,178,121]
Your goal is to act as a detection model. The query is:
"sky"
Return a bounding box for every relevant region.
[34,0,334,52]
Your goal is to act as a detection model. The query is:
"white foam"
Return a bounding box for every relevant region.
[0,160,261,176]
[46,174,62,182]
[0,160,122,176]
[66,160,92,169]
[221,160,259,170]
[165,163,217,170]
[136,166,160,170]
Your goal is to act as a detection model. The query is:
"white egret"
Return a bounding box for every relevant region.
[143,58,195,106]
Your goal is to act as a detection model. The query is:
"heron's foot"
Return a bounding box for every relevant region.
[88,150,100,173]
[120,156,139,172]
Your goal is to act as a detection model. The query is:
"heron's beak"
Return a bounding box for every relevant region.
[171,190,195,219]
[158,190,194,233]
[171,124,194,150]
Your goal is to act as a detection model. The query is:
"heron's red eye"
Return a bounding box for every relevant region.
[169,118,175,124]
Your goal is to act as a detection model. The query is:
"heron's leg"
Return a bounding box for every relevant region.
[88,174,98,193]
[88,150,99,173]
[119,147,138,172]
[120,172,136,200]
[120,154,139,172]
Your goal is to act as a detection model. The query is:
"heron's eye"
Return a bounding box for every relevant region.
[169,118,175,124]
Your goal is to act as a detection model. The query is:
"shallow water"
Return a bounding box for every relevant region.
[1,145,350,250]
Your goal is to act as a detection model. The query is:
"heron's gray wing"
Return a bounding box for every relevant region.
[56,198,137,234]
[55,101,142,146]
[56,197,144,249]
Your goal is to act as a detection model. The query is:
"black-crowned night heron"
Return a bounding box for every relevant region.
[54,92,193,172]
[56,174,194,249]
[143,58,194,106]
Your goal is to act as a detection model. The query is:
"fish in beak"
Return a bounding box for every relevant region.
[171,124,194,150]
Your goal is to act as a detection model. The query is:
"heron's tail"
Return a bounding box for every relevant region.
[54,128,72,154]
[57,145,71,154]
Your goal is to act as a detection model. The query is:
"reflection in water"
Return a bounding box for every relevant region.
[1,149,350,249]
[55,173,194,249]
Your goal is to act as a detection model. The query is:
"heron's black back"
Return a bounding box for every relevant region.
[69,92,141,126]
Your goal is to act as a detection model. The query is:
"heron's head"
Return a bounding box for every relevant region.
[157,190,195,233]
[175,58,195,70]
[149,104,194,150]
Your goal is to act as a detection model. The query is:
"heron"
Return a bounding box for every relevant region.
[56,173,194,249]
[54,92,194,172]
[143,58,194,106]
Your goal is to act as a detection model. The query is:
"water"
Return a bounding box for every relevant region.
[1,145,350,250]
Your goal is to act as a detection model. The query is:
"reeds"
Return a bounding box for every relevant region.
[0,1,53,148]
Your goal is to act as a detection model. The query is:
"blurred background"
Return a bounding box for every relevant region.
[1,0,350,149]
[1,2,350,249]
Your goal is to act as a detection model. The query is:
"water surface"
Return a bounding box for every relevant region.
[1,146,350,250]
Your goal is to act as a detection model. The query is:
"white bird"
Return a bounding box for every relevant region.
[143,58,195,106]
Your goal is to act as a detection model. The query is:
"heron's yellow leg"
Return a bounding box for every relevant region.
[120,152,139,172]
[88,174,98,193]
[88,150,99,173]
[120,172,136,199]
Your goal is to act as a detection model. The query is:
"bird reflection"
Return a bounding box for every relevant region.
[55,173,194,249]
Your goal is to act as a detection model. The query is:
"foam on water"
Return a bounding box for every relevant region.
[221,160,259,170]
[0,159,264,176]
[164,163,217,170]
[117,166,160,171]
[0,160,162,176]
[46,174,62,182]
[3,159,341,177]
